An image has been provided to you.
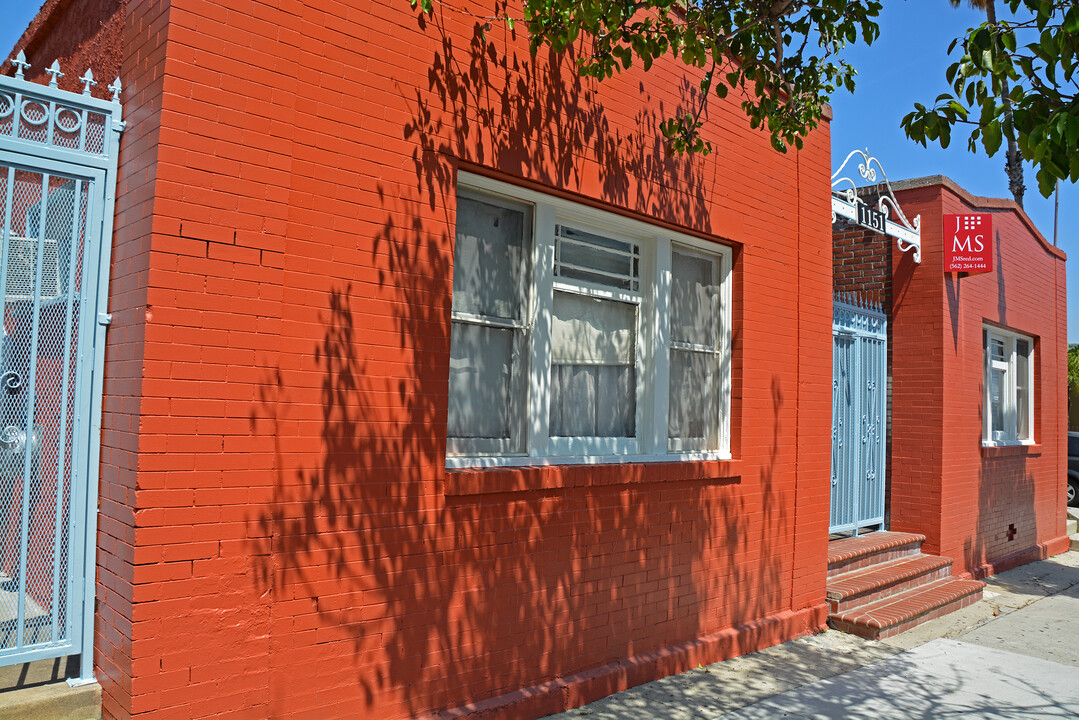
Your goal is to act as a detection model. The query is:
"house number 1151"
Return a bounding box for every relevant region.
[857,202,886,232]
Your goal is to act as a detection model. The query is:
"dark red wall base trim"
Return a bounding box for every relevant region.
[420,604,829,720]
[960,536,1072,581]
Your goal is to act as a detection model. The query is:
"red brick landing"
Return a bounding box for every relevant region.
[826,531,985,640]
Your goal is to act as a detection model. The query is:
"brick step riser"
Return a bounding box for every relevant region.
[827,543,923,577]
[828,565,952,614]
[828,588,983,640]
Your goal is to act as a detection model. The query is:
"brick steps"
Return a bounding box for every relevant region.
[826,531,985,640]
[827,531,925,577]
[827,554,952,613]
[829,578,985,639]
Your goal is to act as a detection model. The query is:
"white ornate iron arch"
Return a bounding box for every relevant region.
[832,149,921,263]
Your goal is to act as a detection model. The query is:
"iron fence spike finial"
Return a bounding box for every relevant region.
[12,50,29,80]
[46,59,64,87]
[109,77,121,103]
[81,68,96,96]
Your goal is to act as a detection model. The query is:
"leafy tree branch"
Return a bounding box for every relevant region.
[410,0,882,154]
[903,0,1079,199]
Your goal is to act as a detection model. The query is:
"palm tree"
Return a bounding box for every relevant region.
[951,0,1025,207]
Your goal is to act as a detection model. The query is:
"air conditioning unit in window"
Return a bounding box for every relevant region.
[5,236,62,301]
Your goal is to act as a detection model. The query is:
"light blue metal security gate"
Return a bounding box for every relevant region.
[830,294,887,535]
[0,55,122,679]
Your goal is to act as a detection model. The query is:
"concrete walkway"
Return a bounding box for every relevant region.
[541,545,1079,720]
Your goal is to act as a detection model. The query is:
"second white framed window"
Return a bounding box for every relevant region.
[983,326,1034,445]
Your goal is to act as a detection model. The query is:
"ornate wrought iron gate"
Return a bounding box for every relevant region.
[0,56,122,677]
[830,295,887,535]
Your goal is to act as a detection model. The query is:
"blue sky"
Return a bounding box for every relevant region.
[1,1,1076,339]
[829,1,1078,343]
[0,1,34,65]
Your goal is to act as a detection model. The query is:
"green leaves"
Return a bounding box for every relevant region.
[517,0,882,154]
[905,0,1079,198]
[983,119,1003,155]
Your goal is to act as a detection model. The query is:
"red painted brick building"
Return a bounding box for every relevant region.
[834,176,1070,578]
[4,1,834,718]
[1,2,1068,720]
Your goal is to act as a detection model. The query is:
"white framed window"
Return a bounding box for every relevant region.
[447,172,733,468]
[668,247,725,452]
[446,191,532,455]
[983,326,1034,445]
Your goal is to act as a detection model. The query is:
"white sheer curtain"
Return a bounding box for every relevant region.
[451,198,526,320]
[668,250,720,450]
[549,292,636,437]
[447,195,529,448]
[448,324,514,439]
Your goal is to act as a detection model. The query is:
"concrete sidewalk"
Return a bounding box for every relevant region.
[541,545,1079,720]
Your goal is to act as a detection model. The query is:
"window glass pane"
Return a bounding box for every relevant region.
[990,366,1005,437]
[452,196,528,320]
[549,292,636,437]
[1016,339,1030,439]
[448,322,515,440]
[555,225,639,291]
[550,292,636,364]
[668,349,718,448]
[991,337,1005,362]
[671,251,718,347]
[550,364,635,437]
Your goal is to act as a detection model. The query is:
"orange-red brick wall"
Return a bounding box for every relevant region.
[888,184,1068,575]
[882,188,948,552]
[17,0,835,718]
[97,3,180,716]
[2,1,159,717]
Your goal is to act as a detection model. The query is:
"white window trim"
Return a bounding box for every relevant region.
[448,171,733,468]
[982,325,1035,447]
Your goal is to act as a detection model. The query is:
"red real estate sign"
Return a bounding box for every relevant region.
[943,213,993,273]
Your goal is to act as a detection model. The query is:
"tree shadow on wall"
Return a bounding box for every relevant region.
[964,439,1038,581]
[404,8,712,229]
[246,12,791,720]
[248,288,788,718]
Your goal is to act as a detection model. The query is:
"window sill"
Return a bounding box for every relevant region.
[981,441,1040,457]
[444,457,742,496]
